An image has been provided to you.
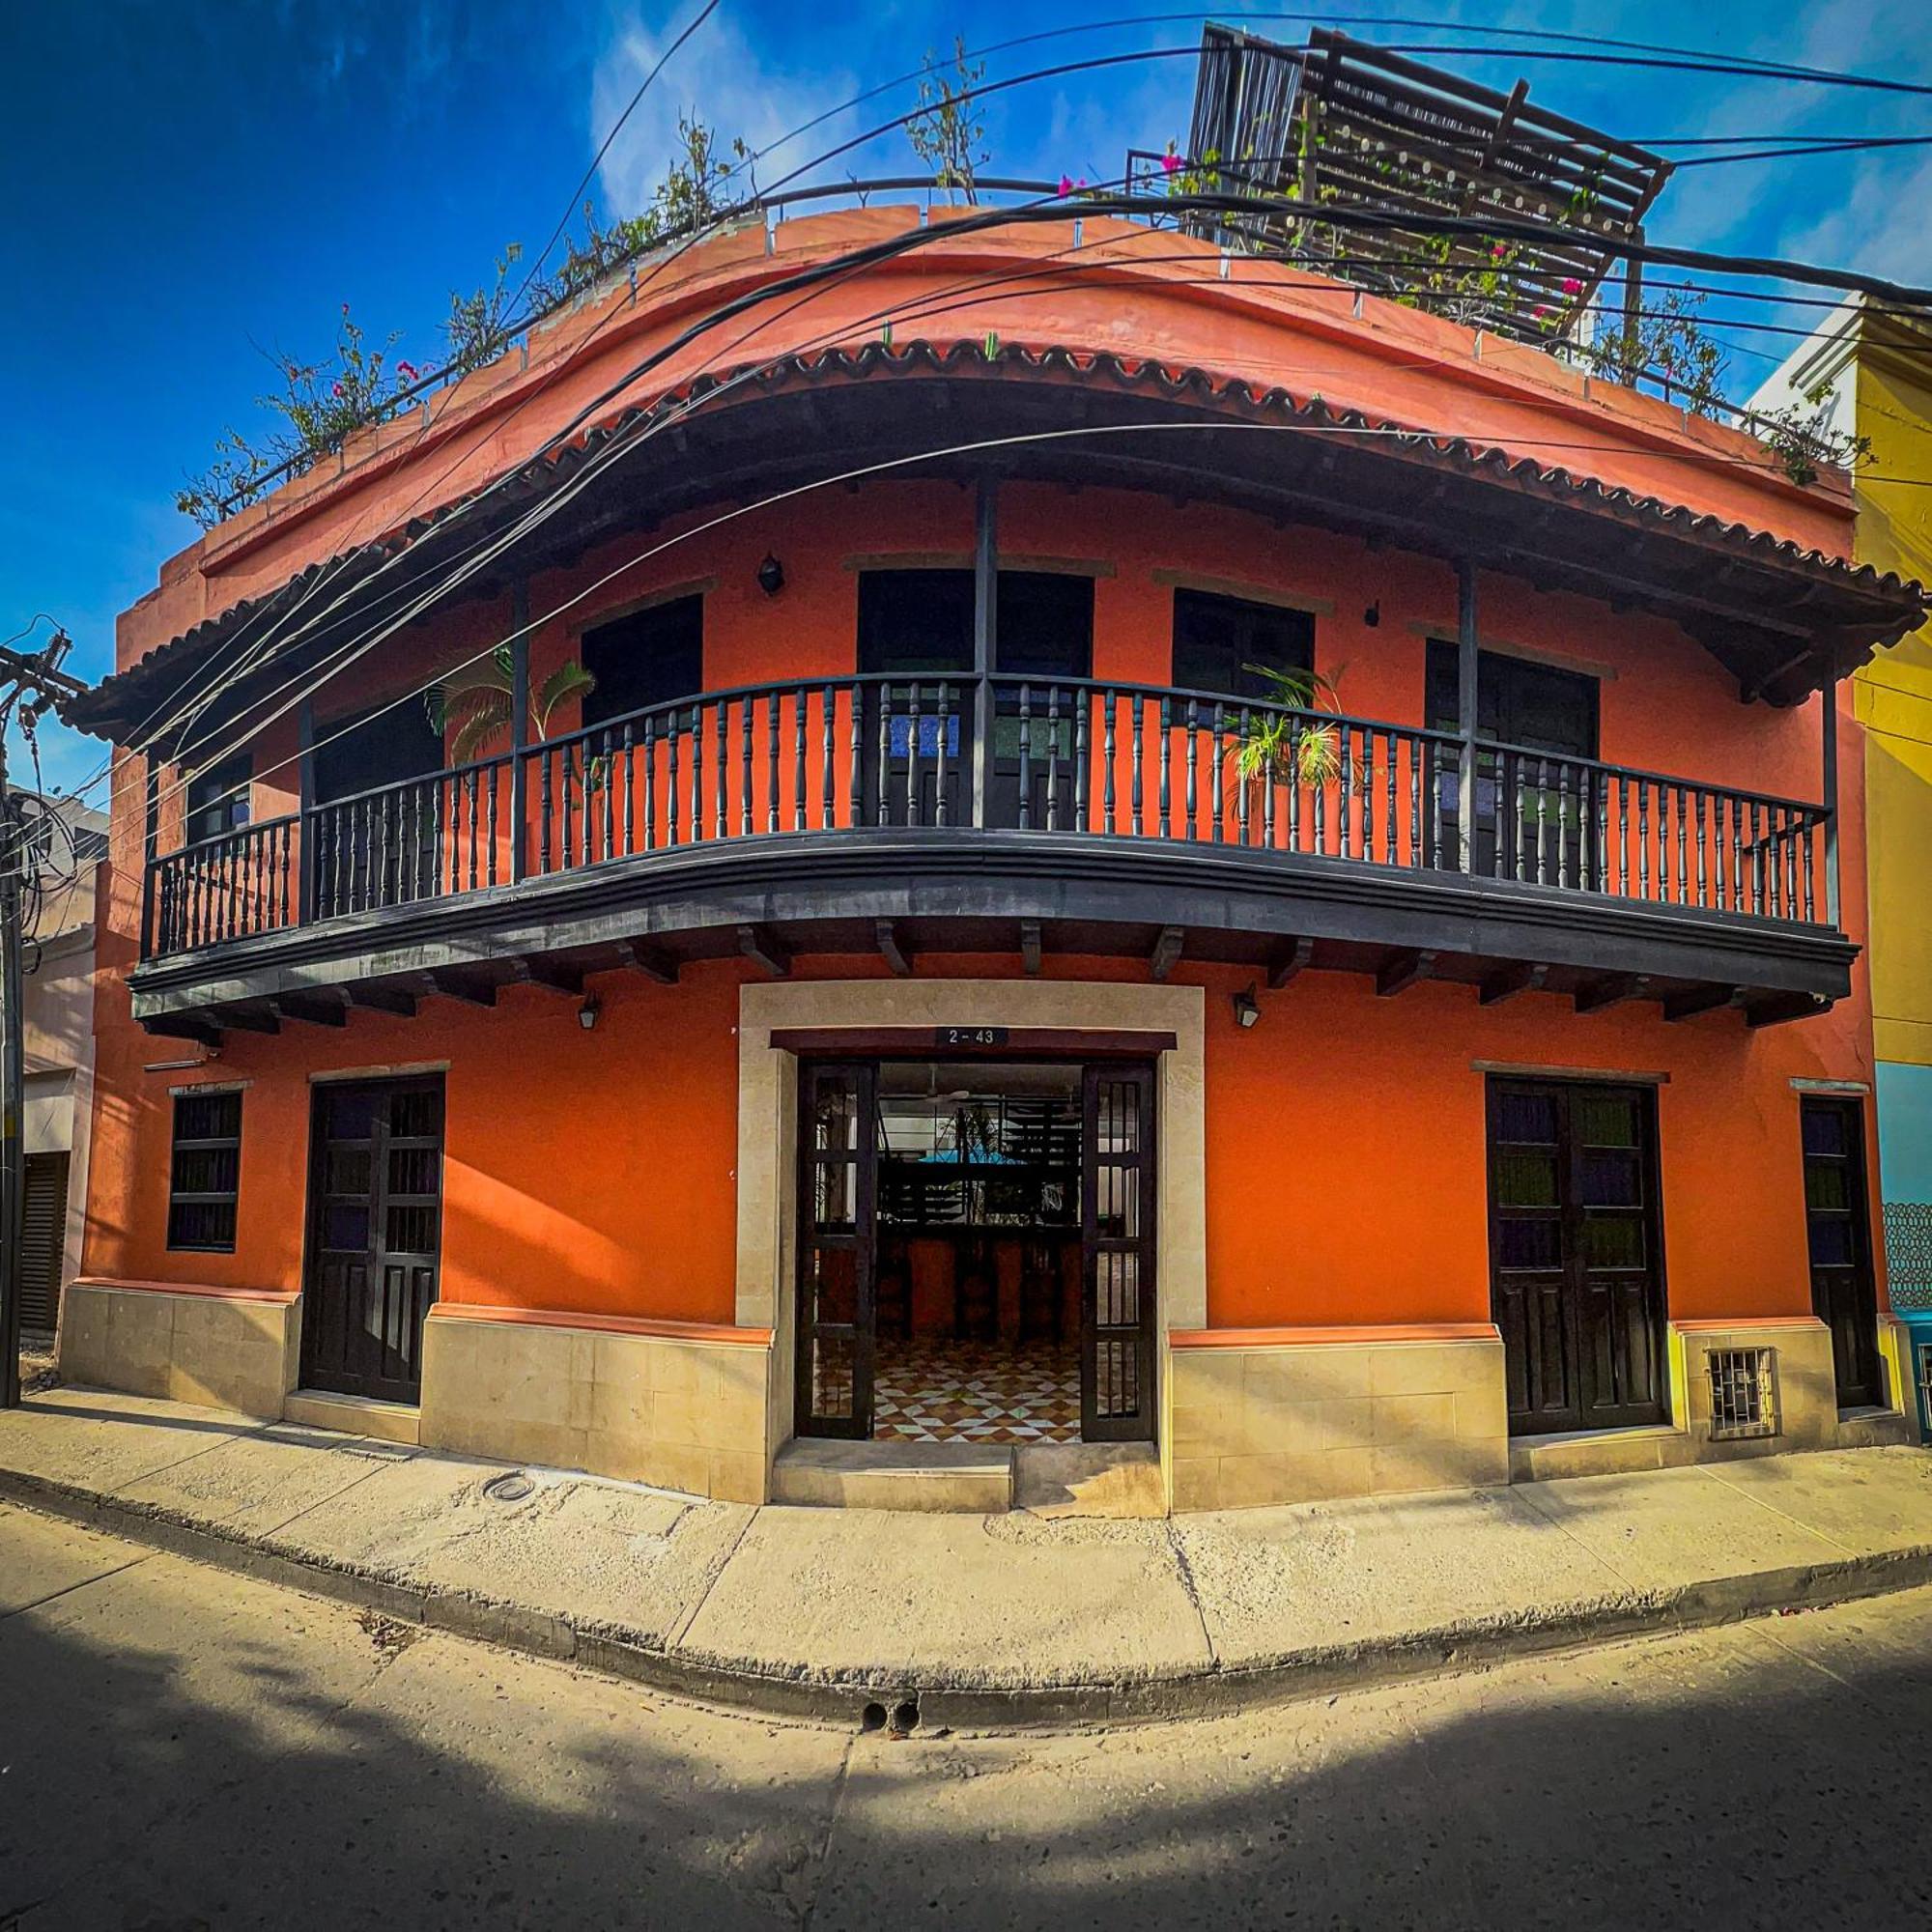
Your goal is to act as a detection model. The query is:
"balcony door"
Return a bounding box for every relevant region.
[855,569,1094,829]
[1488,1078,1667,1435]
[1427,644,1600,883]
[311,702,445,918]
[1801,1097,1885,1410]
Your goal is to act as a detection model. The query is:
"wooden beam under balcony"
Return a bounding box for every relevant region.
[1266,937,1314,989]
[1479,961,1548,1007]
[1575,973,1652,1015]
[347,986,417,1017]
[1746,990,1832,1029]
[141,1014,223,1049]
[275,990,348,1028]
[1149,925,1185,983]
[1376,949,1436,998]
[219,1003,281,1034]
[1663,983,1743,1023]
[738,923,792,979]
[875,920,913,978]
[510,958,584,997]
[423,967,498,1008]
[613,937,678,983]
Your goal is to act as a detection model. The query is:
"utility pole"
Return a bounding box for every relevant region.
[1,633,90,1408]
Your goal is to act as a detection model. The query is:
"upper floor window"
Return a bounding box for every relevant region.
[1425,642,1600,758]
[856,570,1094,680]
[167,1088,242,1252]
[185,753,251,845]
[581,593,705,729]
[1172,589,1314,704]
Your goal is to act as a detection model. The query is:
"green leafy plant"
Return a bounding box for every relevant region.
[1582,285,1728,417]
[907,38,987,204]
[425,645,597,765]
[1750,381,1873,487]
[1226,663,1350,789]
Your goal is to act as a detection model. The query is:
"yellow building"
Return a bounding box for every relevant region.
[1755,299,1932,1425]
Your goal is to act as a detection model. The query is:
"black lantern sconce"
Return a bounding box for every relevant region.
[756,554,786,598]
[1233,984,1262,1030]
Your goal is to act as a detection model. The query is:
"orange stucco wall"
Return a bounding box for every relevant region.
[81,936,1880,1332]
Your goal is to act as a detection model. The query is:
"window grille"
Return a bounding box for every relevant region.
[167,1088,242,1252]
[1917,1343,1932,1435]
[1707,1348,1777,1440]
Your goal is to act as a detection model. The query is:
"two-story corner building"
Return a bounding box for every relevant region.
[1751,298,1932,1436]
[58,186,1928,1513]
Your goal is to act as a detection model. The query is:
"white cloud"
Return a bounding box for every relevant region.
[590,7,862,216]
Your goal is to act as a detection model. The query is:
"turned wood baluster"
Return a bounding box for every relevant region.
[1184,698,1199,840]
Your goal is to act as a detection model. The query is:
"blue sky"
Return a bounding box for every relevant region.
[3,0,1928,796]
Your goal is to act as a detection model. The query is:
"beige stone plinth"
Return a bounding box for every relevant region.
[416,1310,772,1502]
[58,1279,298,1418]
[1169,1329,1510,1512]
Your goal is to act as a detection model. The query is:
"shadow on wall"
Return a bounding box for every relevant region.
[4,1549,1930,1926]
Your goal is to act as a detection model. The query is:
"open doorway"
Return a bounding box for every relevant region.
[795,1055,1155,1446]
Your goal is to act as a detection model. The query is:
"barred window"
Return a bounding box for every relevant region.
[167,1089,242,1252]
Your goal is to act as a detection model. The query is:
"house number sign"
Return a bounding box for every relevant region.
[934,1027,1009,1047]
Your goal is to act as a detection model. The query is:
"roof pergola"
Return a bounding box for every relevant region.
[1182,25,1674,348]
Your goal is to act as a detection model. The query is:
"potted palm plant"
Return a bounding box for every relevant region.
[1226,662,1350,791]
[424,644,597,762]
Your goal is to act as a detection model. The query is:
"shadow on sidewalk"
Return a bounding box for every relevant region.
[4,1559,1930,1929]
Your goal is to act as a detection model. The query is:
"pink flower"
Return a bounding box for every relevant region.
[1530,304,1549,320]
[1058,174,1074,196]
[1491,242,1507,260]
[330,381,344,398]
[1561,276,1582,296]
[1160,150,1182,174]
[396,359,418,381]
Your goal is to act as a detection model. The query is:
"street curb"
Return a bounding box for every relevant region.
[7,1462,1932,1731]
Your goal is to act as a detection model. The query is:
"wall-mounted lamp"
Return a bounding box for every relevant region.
[1363,600,1381,628]
[578,995,601,1032]
[1233,984,1262,1030]
[756,553,785,598]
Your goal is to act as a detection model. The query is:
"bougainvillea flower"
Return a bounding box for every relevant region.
[1161,150,1182,173]
[1561,277,1582,296]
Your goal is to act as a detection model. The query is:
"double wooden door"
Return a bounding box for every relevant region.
[794,1059,1156,1441]
[299,1076,445,1403]
[1488,1078,1667,1435]
[1801,1097,1884,1410]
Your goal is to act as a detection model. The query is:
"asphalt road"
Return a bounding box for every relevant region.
[3,1501,1930,1931]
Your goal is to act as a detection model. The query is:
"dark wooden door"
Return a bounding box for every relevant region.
[300,1077,444,1403]
[1802,1096,1884,1409]
[1489,1079,1667,1435]
[795,1061,878,1439]
[1081,1062,1157,1441]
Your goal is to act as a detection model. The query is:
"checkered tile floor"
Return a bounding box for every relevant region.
[871,1339,1081,1444]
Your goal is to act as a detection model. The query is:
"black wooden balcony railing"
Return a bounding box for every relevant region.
[142,673,1833,961]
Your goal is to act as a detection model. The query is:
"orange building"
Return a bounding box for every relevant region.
[59,200,1928,1511]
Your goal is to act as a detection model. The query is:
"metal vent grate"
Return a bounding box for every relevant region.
[1708,1348,1777,1440]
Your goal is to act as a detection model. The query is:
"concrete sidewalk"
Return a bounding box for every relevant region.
[4,1385,1931,1727]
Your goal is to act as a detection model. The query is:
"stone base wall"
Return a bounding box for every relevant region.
[1670,1319,1842,1461]
[58,1279,298,1418]
[417,1308,772,1503]
[1168,1326,1509,1512]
